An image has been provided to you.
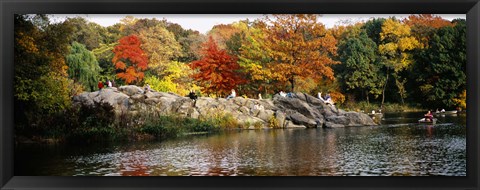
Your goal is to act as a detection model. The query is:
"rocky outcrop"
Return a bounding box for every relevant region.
[73,85,377,129]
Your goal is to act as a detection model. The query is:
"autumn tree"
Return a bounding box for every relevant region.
[378,18,420,105]
[208,24,242,50]
[236,20,276,95]
[66,42,102,91]
[14,14,76,119]
[190,37,244,96]
[163,21,205,62]
[262,14,339,92]
[403,14,454,49]
[138,25,182,76]
[145,61,196,95]
[112,35,149,84]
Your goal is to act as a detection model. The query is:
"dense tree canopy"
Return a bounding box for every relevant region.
[14,13,467,123]
[14,14,76,117]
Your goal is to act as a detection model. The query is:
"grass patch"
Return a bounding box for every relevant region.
[341,101,426,113]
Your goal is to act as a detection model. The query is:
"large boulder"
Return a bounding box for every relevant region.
[273,96,322,119]
[73,85,377,130]
[285,109,317,128]
[343,112,377,126]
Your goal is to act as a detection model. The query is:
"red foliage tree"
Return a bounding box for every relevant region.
[190,37,244,96]
[112,35,148,84]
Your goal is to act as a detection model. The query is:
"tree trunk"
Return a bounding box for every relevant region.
[366,91,370,106]
[290,77,295,92]
[381,69,389,107]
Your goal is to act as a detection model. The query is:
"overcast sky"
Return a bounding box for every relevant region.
[50,14,466,34]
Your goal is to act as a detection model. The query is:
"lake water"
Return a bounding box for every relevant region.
[15,112,466,176]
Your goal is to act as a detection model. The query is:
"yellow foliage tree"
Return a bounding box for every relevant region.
[452,90,466,110]
[378,18,420,105]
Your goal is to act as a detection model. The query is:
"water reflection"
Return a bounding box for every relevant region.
[15,113,466,176]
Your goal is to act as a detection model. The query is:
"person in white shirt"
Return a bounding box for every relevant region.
[226,89,236,100]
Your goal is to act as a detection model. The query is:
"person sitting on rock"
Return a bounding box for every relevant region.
[279,91,287,97]
[107,79,112,88]
[318,92,334,106]
[318,92,325,101]
[98,80,104,91]
[188,90,198,107]
[144,83,151,94]
[324,93,335,106]
[286,92,294,98]
[258,93,262,99]
[226,89,236,100]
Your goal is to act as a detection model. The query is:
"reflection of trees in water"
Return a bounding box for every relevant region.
[116,144,152,176]
[119,152,150,176]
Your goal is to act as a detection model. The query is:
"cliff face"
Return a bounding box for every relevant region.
[73,85,377,129]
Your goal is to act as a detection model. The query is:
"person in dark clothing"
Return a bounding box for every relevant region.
[188,90,198,107]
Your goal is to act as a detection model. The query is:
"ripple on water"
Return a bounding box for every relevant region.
[47,121,467,176]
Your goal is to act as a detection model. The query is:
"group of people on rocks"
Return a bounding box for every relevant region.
[185,88,337,106]
[97,79,115,90]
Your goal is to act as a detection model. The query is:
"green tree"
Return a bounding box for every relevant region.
[338,30,383,104]
[63,17,107,50]
[413,19,466,109]
[92,42,117,83]
[66,42,102,91]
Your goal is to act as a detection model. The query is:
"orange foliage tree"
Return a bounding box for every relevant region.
[403,14,454,48]
[190,37,244,96]
[263,14,339,92]
[112,35,148,84]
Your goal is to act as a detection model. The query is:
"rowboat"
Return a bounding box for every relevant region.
[435,110,458,115]
[418,118,437,124]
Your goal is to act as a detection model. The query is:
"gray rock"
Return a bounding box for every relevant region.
[73,85,377,129]
[119,85,144,96]
[343,112,377,126]
[274,96,321,119]
[239,106,250,115]
[287,110,317,128]
[131,94,145,103]
[256,109,275,123]
[326,115,349,125]
[236,115,265,128]
[232,97,247,106]
[324,122,345,128]
[145,98,160,105]
[275,111,287,128]
[284,120,307,128]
